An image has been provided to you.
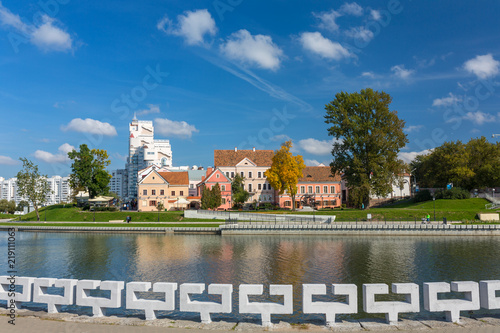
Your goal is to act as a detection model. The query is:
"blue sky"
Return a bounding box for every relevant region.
[1,0,500,178]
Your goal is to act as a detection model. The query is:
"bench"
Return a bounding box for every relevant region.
[109,220,124,223]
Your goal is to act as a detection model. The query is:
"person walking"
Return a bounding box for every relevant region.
[426,214,430,223]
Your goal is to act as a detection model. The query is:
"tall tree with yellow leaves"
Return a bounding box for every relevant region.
[265,141,306,211]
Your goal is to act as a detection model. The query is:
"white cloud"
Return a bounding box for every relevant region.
[399,149,432,164]
[463,54,500,79]
[34,143,75,164]
[298,138,338,155]
[61,118,118,136]
[463,111,497,125]
[299,32,351,60]
[432,93,461,107]
[305,159,322,166]
[270,134,291,142]
[391,64,414,79]
[313,10,342,32]
[370,9,382,21]
[345,26,374,42]
[0,155,18,165]
[137,104,161,116]
[404,125,423,133]
[340,2,364,16]
[361,71,375,78]
[0,4,73,52]
[157,9,217,45]
[30,16,72,52]
[154,118,198,139]
[220,29,284,70]
[113,152,128,162]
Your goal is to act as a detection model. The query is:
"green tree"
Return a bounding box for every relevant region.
[231,174,250,209]
[68,144,112,199]
[0,199,16,214]
[16,158,52,221]
[325,88,408,209]
[201,184,223,210]
[264,141,306,211]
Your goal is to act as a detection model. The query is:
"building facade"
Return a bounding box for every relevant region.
[196,168,232,210]
[277,166,342,209]
[137,170,189,211]
[126,115,173,200]
[0,176,72,206]
[214,148,275,205]
[109,169,128,199]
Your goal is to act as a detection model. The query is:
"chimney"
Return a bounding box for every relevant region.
[207,167,213,175]
[201,176,205,181]
[252,147,255,152]
[234,147,237,152]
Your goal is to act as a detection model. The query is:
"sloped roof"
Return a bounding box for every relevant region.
[214,150,274,167]
[158,171,189,185]
[299,166,341,182]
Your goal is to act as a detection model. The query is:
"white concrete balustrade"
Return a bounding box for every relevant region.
[180,283,232,323]
[239,284,293,326]
[33,278,77,313]
[423,281,480,323]
[363,283,419,325]
[1,277,499,326]
[76,280,125,317]
[303,284,357,326]
[126,282,177,320]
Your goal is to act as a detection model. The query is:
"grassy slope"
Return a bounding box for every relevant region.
[0,223,220,227]
[254,198,492,221]
[0,213,14,219]
[15,205,222,223]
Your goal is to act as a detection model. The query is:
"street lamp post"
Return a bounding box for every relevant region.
[433,196,436,222]
[411,169,417,197]
[44,204,46,222]
[93,203,96,222]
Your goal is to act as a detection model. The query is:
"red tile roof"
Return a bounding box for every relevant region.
[299,166,341,182]
[214,149,274,167]
[158,171,189,185]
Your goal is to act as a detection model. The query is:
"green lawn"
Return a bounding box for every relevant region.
[0,213,14,219]
[14,205,223,223]
[0,223,220,228]
[250,198,492,222]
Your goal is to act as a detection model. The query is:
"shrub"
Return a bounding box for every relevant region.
[414,189,432,202]
[435,187,470,200]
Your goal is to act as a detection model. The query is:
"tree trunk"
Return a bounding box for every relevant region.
[292,194,296,211]
[34,204,40,221]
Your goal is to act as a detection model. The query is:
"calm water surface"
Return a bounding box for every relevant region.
[1,232,499,322]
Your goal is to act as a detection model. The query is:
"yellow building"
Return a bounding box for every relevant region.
[137,170,189,211]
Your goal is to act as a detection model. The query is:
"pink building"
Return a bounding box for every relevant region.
[277,166,342,209]
[196,167,232,210]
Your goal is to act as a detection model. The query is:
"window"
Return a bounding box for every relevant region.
[149,200,156,206]
[240,171,244,177]
[160,189,164,195]
[143,189,147,195]
[258,172,261,178]
[231,172,234,178]
[180,191,184,196]
[190,184,193,189]
[152,189,156,195]
[171,191,175,196]
[221,185,226,191]
[226,172,229,177]
[331,186,336,194]
[248,184,252,192]
[249,172,252,178]
[222,198,226,204]
[258,183,262,190]
[216,174,220,178]
[315,186,320,193]
[284,201,291,207]
[300,186,305,194]
[142,201,146,207]
[308,186,313,193]
[324,186,328,193]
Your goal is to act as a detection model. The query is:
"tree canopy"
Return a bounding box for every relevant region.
[264,140,305,211]
[324,88,408,208]
[411,137,500,190]
[16,158,52,221]
[68,144,112,199]
[231,174,249,209]
[201,183,222,210]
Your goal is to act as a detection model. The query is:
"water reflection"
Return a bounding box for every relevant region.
[1,232,500,321]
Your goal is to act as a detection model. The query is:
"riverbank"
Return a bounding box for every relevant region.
[2,308,500,332]
[2,222,500,236]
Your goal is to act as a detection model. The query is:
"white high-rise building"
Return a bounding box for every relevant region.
[0,176,72,205]
[126,115,173,200]
[109,169,128,199]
